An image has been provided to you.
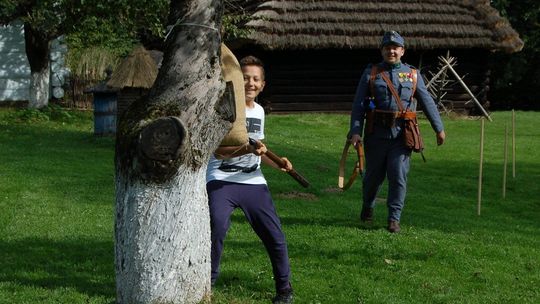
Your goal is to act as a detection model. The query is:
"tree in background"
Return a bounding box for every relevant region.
[114,0,234,302]
[490,0,540,110]
[0,0,168,108]
[3,1,248,302]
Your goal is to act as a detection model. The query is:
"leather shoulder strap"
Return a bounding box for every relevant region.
[369,65,379,99]
[411,69,417,102]
[379,71,405,112]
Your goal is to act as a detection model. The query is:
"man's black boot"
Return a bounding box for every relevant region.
[360,207,374,223]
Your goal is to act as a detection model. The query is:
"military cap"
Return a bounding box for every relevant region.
[381,31,405,48]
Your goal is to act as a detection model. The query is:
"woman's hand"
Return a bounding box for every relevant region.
[250,139,267,156]
[280,157,293,172]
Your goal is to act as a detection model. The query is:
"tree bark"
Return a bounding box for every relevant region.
[115,1,231,303]
[24,23,50,108]
[28,66,50,108]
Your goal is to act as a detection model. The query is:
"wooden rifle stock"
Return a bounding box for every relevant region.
[265,149,310,188]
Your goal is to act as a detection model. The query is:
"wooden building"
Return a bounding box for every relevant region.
[107,46,158,118]
[226,0,523,113]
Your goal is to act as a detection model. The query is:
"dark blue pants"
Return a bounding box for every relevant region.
[207,180,291,292]
[363,136,411,222]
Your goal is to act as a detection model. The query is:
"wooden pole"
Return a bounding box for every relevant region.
[440,57,493,122]
[478,118,485,216]
[426,55,455,88]
[503,123,508,198]
[512,109,516,178]
[426,65,448,88]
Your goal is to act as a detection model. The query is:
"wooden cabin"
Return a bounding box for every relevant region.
[226,0,523,114]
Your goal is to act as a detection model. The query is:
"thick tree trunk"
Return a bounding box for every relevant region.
[114,0,231,303]
[28,66,50,108]
[24,23,50,108]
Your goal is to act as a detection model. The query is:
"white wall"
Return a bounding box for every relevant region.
[0,20,31,101]
[50,36,69,99]
[0,20,70,103]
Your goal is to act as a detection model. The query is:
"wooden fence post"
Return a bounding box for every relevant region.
[503,123,508,198]
[478,118,485,216]
[512,110,516,178]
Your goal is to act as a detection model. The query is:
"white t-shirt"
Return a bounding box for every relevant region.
[206,102,266,185]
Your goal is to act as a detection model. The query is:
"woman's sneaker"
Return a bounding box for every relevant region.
[272,288,293,304]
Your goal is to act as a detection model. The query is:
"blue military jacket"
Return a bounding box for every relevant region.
[349,61,444,139]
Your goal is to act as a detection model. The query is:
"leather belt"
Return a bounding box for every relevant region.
[338,139,364,190]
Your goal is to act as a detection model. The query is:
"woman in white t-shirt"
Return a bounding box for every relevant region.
[206,56,294,304]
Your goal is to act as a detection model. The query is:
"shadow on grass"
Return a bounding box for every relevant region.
[0,237,115,299]
[1,123,114,151]
[231,209,372,230]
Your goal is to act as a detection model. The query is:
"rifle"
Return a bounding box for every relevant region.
[249,138,310,188]
[338,139,364,190]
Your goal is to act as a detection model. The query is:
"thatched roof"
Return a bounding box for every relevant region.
[107,46,158,89]
[227,0,523,53]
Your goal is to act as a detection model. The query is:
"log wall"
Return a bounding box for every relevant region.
[233,46,491,115]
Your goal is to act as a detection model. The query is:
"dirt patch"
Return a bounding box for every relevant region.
[316,164,331,172]
[276,191,318,201]
[323,187,342,193]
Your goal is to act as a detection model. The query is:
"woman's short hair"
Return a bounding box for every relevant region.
[239,55,265,79]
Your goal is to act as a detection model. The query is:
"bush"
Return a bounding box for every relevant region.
[10,105,81,123]
[13,108,50,122]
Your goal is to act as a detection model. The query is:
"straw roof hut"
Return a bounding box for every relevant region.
[108,45,158,89]
[227,0,523,113]
[231,0,522,53]
[107,45,159,116]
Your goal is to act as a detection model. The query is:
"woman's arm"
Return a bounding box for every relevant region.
[213,140,267,159]
[213,143,252,159]
[261,154,293,172]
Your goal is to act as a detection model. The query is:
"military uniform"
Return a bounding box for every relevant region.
[349,31,444,231]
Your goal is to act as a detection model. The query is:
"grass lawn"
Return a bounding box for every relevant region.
[0,108,539,303]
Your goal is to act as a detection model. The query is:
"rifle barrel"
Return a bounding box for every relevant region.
[265,150,310,188]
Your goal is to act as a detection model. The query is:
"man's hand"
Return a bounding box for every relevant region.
[350,134,363,147]
[436,130,446,146]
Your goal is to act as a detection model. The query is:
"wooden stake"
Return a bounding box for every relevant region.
[440,57,493,122]
[478,118,485,216]
[503,123,508,198]
[426,65,449,88]
[512,109,516,178]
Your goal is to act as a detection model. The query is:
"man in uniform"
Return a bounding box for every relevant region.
[349,31,446,233]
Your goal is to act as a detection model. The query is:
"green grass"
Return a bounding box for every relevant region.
[1,108,539,303]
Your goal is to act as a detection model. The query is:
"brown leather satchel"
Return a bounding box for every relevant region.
[378,69,424,153]
[401,111,424,152]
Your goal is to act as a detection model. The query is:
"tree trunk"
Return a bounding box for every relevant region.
[24,23,50,108]
[28,65,50,108]
[115,1,231,303]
